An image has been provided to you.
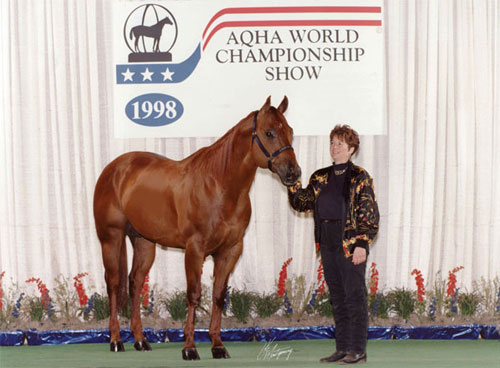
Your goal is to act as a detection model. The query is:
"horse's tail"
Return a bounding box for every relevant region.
[116,236,128,312]
[129,28,134,40]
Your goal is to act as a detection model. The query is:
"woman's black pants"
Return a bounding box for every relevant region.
[319,221,368,354]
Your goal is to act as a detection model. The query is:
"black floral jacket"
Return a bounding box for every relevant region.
[288,161,379,257]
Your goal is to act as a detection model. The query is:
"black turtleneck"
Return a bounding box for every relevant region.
[317,162,348,220]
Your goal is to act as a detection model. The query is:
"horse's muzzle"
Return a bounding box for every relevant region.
[278,162,301,186]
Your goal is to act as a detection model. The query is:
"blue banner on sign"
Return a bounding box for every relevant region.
[116,44,201,84]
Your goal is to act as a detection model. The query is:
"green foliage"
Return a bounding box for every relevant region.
[474,276,499,315]
[92,293,110,321]
[3,271,500,325]
[414,300,426,317]
[315,291,333,318]
[387,288,416,320]
[285,275,314,318]
[229,289,254,323]
[197,284,212,317]
[0,311,9,326]
[0,283,20,326]
[52,275,79,320]
[254,292,282,318]
[458,291,481,316]
[163,290,187,321]
[429,272,447,317]
[369,292,390,319]
[28,297,45,321]
[120,300,132,319]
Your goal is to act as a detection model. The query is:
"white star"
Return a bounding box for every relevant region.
[121,68,135,82]
[161,67,175,81]
[141,67,154,81]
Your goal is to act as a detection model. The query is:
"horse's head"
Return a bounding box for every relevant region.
[161,17,173,25]
[251,96,301,186]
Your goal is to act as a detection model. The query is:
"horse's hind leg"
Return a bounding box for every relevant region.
[100,227,127,352]
[128,235,156,351]
[209,241,243,359]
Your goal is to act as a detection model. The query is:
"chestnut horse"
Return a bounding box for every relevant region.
[93,97,301,359]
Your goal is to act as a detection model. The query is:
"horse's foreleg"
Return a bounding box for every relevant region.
[129,237,156,351]
[209,241,243,359]
[182,239,205,360]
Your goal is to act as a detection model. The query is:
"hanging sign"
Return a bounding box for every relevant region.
[113,0,384,137]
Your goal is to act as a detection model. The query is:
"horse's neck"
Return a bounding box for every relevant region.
[228,123,258,191]
[187,114,258,193]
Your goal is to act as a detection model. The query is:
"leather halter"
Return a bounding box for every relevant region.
[251,112,293,170]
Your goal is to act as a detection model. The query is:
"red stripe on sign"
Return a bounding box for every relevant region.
[202,19,382,51]
[203,6,382,38]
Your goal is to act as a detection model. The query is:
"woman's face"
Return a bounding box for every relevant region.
[330,136,354,164]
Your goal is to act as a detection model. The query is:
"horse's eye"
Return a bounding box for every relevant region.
[266,130,275,138]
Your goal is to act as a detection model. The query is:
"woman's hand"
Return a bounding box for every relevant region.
[352,247,366,265]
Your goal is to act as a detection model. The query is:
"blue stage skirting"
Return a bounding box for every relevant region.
[1,325,498,346]
[0,330,25,346]
[393,324,482,340]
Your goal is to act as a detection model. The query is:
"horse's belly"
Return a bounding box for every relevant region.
[123,192,181,244]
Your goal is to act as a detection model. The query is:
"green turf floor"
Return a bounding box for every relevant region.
[1,340,499,368]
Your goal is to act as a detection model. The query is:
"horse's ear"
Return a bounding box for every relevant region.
[260,96,272,113]
[277,96,288,114]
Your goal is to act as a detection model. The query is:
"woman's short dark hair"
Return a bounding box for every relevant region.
[330,124,360,154]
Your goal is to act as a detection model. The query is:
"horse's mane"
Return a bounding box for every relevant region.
[185,112,254,178]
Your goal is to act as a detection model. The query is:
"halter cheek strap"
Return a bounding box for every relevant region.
[251,112,293,170]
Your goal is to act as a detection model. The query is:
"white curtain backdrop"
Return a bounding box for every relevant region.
[1,0,499,296]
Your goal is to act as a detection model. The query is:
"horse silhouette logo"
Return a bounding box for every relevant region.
[123,4,178,62]
[130,16,173,53]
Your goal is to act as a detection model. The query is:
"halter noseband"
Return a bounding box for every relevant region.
[251,112,293,170]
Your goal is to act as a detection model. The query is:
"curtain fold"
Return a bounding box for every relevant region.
[1,0,499,295]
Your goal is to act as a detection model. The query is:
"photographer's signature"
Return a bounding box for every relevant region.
[257,339,293,361]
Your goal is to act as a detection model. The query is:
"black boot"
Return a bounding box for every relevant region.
[339,352,367,364]
[320,351,348,363]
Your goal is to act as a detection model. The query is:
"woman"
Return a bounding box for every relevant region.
[288,125,379,364]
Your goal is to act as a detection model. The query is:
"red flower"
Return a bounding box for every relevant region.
[73,272,88,306]
[277,258,293,297]
[0,271,5,310]
[411,269,425,302]
[141,274,150,307]
[316,261,326,296]
[26,277,52,309]
[446,266,464,298]
[368,263,379,297]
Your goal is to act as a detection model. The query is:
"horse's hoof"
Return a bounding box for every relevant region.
[212,346,231,359]
[134,340,152,351]
[182,348,200,360]
[110,341,125,352]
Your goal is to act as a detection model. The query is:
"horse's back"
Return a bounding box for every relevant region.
[95,151,178,195]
